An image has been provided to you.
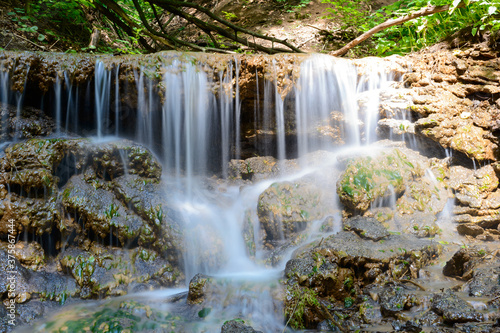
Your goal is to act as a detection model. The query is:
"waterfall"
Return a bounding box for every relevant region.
[0,52,403,332]
[95,61,111,139]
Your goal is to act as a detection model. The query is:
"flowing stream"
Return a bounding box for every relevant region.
[0,52,428,332]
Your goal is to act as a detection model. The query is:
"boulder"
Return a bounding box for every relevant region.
[337,147,422,213]
[59,245,180,299]
[431,289,484,324]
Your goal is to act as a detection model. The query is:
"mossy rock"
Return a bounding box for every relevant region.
[4,138,65,189]
[59,246,180,299]
[61,175,155,247]
[112,174,183,262]
[257,181,334,244]
[337,148,422,214]
[0,193,60,235]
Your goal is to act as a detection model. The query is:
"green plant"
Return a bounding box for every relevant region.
[322,0,370,32]
[105,203,120,219]
[276,0,311,13]
[285,286,320,329]
[222,11,238,21]
[323,0,500,56]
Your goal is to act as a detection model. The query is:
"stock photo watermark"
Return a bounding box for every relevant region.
[5,218,17,326]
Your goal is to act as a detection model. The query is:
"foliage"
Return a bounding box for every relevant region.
[323,0,500,56]
[285,285,320,329]
[321,0,370,33]
[276,0,311,13]
[369,0,500,55]
[7,0,93,48]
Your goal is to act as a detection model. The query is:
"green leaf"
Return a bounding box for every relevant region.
[37,34,46,41]
[198,307,211,318]
[448,0,462,14]
[472,27,478,35]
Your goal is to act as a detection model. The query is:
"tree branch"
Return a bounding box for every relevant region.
[329,1,474,57]
[148,0,303,53]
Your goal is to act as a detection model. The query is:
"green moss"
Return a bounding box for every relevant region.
[285,285,321,330]
[338,149,421,212]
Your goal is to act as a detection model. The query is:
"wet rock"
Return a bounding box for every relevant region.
[62,174,155,247]
[359,298,382,324]
[88,140,162,180]
[257,180,335,244]
[59,245,179,299]
[112,174,183,261]
[229,156,277,181]
[282,231,440,330]
[5,138,65,189]
[0,248,79,314]
[443,246,487,279]
[221,319,263,333]
[379,284,418,316]
[187,273,212,305]
[0,104,55,142]
[295,231,440,283]
[431,289,484,323]
[391,319,422,332]
[465,265,500,297]
[343,216,389,241]
[0,241,44,270]
[337,148,422,214]
[0,193,60,235]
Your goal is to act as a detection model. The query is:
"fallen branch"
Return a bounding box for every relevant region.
[13,33,45,50]
[330,0,476,57]
[398,279,426,291]
[318,302,348,333]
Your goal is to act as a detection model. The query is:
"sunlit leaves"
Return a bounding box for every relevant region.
[448,0,462,14]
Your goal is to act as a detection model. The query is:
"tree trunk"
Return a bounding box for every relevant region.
[89,28,100,49]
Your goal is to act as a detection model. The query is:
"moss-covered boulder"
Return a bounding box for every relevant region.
[257,181,335,245]
[4,138,65,189]
[337,148,422,214]
[62,174,155,247]
[0,193,60,235]
[0,104,55,142]
[112,174,183,262]
[0,249,79,312]
[282,230,441,330]
[229,156,278,181]
[59,245,180,299]
[0,241,44,270]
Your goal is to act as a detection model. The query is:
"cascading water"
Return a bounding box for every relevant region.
[1,52,412,332]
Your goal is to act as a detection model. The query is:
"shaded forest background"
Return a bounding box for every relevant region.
[0,0,499,57]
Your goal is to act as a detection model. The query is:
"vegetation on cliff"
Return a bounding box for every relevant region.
[1,0,499,56]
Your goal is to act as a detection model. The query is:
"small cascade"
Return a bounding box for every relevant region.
[1,64,10,139]
[95,60,112,139]
[114,64,120,136]
[271,59,287,161]
[161,59,212,192]
[294,55,359,158]
[54,75,62,135]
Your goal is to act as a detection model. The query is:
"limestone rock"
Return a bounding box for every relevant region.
[59,245,179,299]
[431,289,484,323]
[337,148,422,213]
[221,320,263,333]
[257,180,335,244]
